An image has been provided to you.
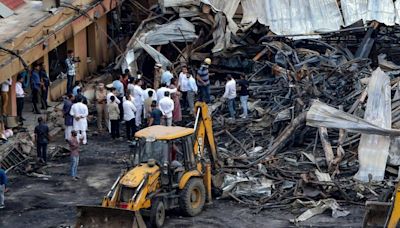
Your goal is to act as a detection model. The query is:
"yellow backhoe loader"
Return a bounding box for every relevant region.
[363,184,400,227]
[75,102,221,228]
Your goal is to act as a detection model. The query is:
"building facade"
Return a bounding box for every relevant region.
[0,0,121,116]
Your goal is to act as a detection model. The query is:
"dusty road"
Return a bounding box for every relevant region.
[0,133,364,228]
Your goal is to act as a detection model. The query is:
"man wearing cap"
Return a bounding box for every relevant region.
[197,58,211,103]
[95,83,107,131]
[70,97,89,145]
[154,63,164,89]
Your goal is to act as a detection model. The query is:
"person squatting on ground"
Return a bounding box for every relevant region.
[67,130,83,181]
[159,91,174,126]
[34,117,49,164]
[108,95,120,139]
[0,166,8,209]
[70,97,88,145]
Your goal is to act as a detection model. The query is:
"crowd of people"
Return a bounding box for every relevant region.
[62,57,251,145]
[1,62,50,123]
[0,55,252,207]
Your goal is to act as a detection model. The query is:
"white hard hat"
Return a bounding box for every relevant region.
[204,58,211,65]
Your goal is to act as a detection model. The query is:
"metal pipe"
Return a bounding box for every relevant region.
[106,174,123,198]
[193,107,201,132]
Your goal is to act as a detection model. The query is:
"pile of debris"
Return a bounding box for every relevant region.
[115,0,400,222]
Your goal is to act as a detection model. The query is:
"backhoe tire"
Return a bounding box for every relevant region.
[179,178,206,217]
[149,198,165,228]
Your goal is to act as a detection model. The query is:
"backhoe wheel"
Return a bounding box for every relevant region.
[179,178,206,216]
[149,198,165,228]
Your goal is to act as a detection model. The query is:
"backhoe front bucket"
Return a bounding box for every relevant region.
[75,206,146,228]
[363,201,391,227]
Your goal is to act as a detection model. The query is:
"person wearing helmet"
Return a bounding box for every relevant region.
[196,58,212,103]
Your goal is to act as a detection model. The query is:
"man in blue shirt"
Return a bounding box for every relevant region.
[34,117,50,164]
[0,166,7,209]
[196,58,211,103]
[148,101,162,126]
[161,66,174,86]
[31,63,41,114]
[112,75,125,120]
[72,81,81,97]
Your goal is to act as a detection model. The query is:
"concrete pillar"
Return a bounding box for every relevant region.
[87,23,97,74]
[43,53,51,101]
[97,15,108,65]
[73,28,88,80]
[9,74,17,116]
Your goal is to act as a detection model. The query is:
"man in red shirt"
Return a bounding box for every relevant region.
[67,130,83,180]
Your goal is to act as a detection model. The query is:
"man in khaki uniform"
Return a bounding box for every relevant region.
[153,63,164,89]
[95,83,107,131]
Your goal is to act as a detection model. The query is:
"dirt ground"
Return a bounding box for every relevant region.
[0,132,365,228]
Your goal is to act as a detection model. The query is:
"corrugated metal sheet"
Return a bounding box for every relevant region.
[367,0,396,26]
[241,0,342,36]
[341,0,368,26]
[0,2,13,18]
[0,0,25,10]
[142,18,198,45]
[161,0,198,7]
[162,0,400,36]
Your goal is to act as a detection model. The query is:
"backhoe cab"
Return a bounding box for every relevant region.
[76,102,220,228]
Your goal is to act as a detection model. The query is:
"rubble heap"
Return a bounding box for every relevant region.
[119,0,400,222]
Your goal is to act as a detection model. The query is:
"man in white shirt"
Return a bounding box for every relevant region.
[161,66,174,86]
[15,76,25,122]
[123,95,137,140]
[159,91,174,126]
[222,75,237,119]
[143,84,157,101]
[133,79,144,127]
[1,78,12,115]
[156,83,177,103]
[70,97,89,145]
[178,66,190,110]
[187,73,198,115]
[127,79,135,99]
